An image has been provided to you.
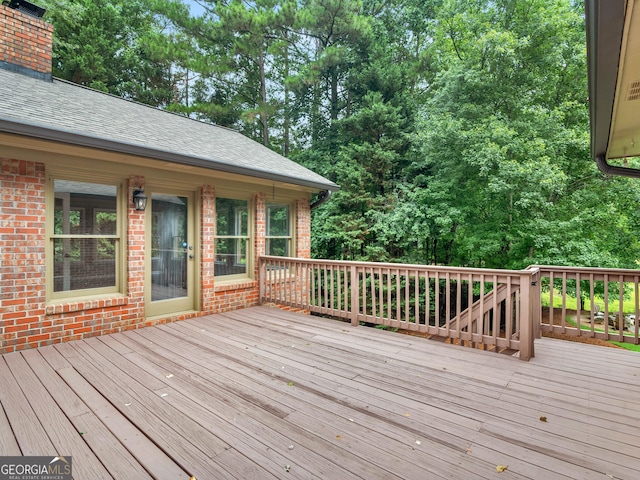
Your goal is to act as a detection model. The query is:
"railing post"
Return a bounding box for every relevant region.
[258,257,266,305]
[532,269,541,339]
[519,271,535,360]
[350,264,359,326]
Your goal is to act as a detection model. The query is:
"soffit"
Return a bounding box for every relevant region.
[608,0,640,159]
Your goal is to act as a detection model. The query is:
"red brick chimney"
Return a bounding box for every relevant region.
[0,1,53,80]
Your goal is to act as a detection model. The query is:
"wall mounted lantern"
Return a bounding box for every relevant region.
[132,189,147,211]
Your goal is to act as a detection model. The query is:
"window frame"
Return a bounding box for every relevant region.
[46,174,125,301]
[265,203,293,257]
[214,196,252,280]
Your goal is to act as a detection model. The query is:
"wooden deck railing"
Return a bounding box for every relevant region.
[259,256,540,360]
[536,265,640,345]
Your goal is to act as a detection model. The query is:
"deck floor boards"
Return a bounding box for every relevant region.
[1,306,640,479]
[2,352,113,479]
[0,357,58,456]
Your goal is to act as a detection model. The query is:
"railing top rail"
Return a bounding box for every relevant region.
[533,265,640,276]
[260,256,536,277]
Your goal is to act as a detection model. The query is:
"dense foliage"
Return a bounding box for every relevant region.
[41,0,640,269]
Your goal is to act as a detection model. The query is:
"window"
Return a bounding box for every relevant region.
[51,179,120,296]
[215,198,249,277]
[266,204,291,256]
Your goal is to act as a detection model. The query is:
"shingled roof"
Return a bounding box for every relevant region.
[0,68,338,191]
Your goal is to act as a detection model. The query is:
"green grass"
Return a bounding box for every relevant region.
[541,289,639,351]
[609,342,640,352]
[564,316,604,332]
[542,289,639,314]
[563,316,639,352]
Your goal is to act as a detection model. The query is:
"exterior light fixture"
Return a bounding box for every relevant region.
[132,189,147,211]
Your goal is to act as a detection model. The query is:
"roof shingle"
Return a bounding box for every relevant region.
[0,68,338,191]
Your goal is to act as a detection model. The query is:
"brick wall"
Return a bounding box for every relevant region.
[0,5,53,77]
[254,192,266,278]
[200,185,216,312]
[126,175,146,314]
[0,162,155,354]
[296,197,311,258]
[0,158,314,354]
[209,280,260,313]
[0,159,47,354]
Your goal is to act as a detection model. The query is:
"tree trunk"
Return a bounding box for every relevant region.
[283,31,290,156]
[330,65,338,120]
[259,51,269,147]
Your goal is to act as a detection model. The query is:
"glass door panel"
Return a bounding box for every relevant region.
[146,191,195,316]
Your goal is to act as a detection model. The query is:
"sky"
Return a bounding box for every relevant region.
[187,0,206,17]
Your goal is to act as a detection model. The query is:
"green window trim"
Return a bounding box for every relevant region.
[47,176,124,300]
[266,203,292,257]
[215,197,251,278]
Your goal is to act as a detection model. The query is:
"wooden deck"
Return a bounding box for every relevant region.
[1,306,639,479]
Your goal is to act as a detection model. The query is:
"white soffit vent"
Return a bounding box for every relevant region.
[607,0,640,158]
[628,80,640,101]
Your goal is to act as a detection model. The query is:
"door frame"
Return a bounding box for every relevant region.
[144,187,199,318]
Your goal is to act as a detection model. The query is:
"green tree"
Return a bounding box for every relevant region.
[303,0,436,261]
[383,0,640,269]
[42,0,176,106]
[41,0,640,271]
[291,0,371,142]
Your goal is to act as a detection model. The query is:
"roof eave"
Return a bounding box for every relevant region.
[585,0,625,161]
[0,118,340,192]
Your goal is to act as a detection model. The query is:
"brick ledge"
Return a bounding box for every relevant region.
[45,296,129,315]
[214,280,258,293]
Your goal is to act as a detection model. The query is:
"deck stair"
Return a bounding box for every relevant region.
[446,283,517,335]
